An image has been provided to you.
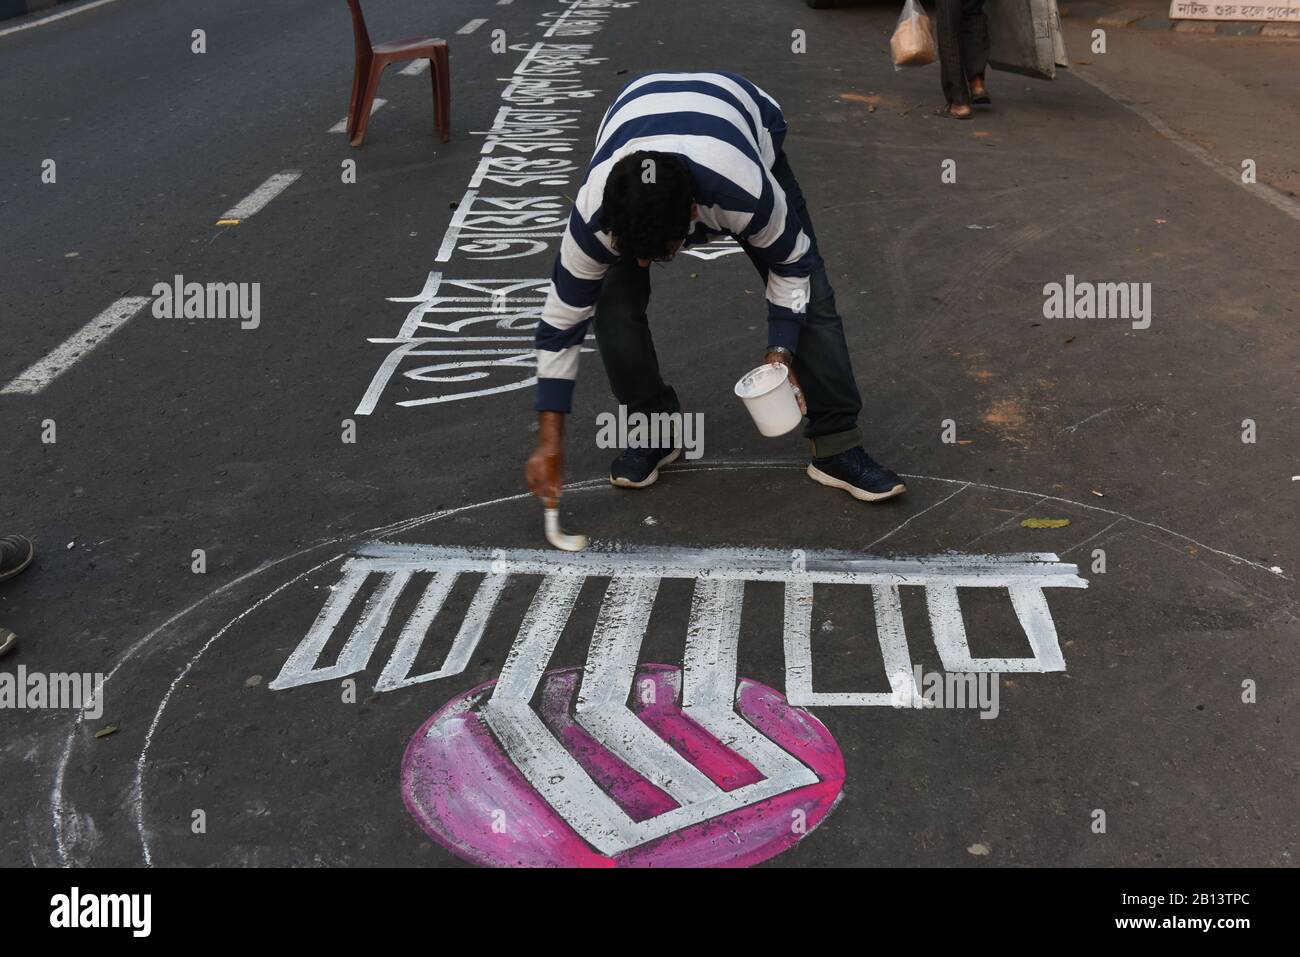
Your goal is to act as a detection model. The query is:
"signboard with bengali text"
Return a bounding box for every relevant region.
[1169,0,1300,20]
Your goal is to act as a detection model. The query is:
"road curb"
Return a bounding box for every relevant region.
[1063,3,1300,36]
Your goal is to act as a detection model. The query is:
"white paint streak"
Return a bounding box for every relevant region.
[1060,518,1127,557]
[784,581,922,707]
[681,578,819,786]
[219,170,302,222]
[131,552,348,865]
[375,572,508,691]
[457,18,488,34]
[399,59,429,76]
[0,0,123,37]
[1060,407,1116,435]
[353,541,1086,586]
[864,482,971,551]
[329,99,386,133]
[926,583,1067,673]
[576,577,722,804]
[2,297,150,395]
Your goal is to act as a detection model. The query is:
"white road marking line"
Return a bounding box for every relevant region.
[2,296,150,395]
[497,0,514,5]
[457,18,488,34]
[218,170,302,222]
[0,0,122,38]
[329,98,386,133]
[399,59,429,76]
[1072,70,1300,225]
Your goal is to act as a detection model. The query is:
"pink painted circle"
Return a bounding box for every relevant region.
[401,664,846,867]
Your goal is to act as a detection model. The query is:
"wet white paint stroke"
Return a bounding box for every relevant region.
[482,573,644,855]
[375,572,509,692]
[475,571,821,855]
[682,578,817,785]
[60,466,1281,867]
[926,582,1067,674]
[269,544,1083,707]
[784,581,923,707]
[353,541,1088,586]
[574,577,723,804]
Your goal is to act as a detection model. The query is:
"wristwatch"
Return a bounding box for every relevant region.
[766,345,794,361]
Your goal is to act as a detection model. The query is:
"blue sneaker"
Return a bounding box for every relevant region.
[807,446,906,501]
[610,445,681,489]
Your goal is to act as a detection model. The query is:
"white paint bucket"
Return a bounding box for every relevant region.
[734,363,802,437]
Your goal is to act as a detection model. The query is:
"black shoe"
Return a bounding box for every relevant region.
[610,446,682,489]
[0,535,34,581]
[807,446,906,502]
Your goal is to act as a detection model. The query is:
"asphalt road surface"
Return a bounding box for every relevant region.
[2,0,1297,868]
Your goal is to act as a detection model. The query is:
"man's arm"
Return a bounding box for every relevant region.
[737,169,817,353]
[526,207,615,502]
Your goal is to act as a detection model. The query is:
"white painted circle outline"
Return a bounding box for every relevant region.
[44,462,1293,866]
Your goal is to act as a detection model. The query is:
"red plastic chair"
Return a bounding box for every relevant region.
[346,0,450,147]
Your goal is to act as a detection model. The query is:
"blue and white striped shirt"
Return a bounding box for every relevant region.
[533,71,816,413]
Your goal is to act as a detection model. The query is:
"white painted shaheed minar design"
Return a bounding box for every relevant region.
[270,543,1086,856]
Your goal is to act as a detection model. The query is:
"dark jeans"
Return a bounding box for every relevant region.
[937,0,989,108]
[591,150,864,459]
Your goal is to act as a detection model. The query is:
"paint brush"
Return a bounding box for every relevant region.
[543,501,587,552]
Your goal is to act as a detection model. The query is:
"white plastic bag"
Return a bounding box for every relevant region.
[891,0,937,71]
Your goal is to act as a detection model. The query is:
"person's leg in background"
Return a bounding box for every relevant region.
[962,0,991,103]
[935,0,972,117]
[591,259,683,487]
[740,151,904,500]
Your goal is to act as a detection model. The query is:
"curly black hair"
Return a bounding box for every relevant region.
[601,151,695,261]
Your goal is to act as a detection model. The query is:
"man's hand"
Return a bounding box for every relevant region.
[765,350,807,414]
[525,411,566,508]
